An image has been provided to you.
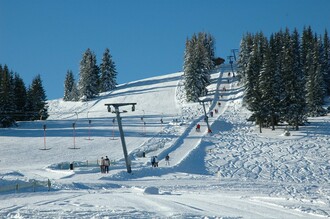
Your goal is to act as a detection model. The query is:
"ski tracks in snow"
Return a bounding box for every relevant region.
[203,85,330,216]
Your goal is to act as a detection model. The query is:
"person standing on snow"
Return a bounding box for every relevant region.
[165,154,170,166]
[196,124,201,132]
[151,156,155,167]
[99,157,105,173]
[154,156,159,167]
[104,156,110,173]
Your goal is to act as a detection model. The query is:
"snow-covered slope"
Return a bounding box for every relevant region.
[0,68,329,218]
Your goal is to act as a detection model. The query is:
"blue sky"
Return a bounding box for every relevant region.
[1,0,329,100]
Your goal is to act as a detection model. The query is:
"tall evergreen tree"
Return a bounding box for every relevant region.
[301,26,314,80]
[184,35,201,102]
[12,73,27,121]
[322,30,330,94]
[25,75,48,120]
[289,29,306,129]
[183,32,215,102]
[100,48,117,92]
[0,65,15,127]
[198,32,216,70]
[237,33,254,82]
[243,33,267,132]
[305,37,326,116]
[63,70,78,101]
[279,29,306,129]
[258,37,279,130]
[78,48,100,101]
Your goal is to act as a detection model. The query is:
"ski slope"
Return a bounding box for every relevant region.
[0,67,330,218]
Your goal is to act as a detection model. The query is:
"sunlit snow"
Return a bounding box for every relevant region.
[1,67,329,218]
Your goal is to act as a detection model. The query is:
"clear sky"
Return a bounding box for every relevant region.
[1,0,329,100]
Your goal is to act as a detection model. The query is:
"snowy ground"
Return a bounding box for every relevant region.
[0,67,330,218]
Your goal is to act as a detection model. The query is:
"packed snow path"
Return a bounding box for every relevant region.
[155,69,233,168]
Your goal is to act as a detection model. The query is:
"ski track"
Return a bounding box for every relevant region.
[205,96,330,216]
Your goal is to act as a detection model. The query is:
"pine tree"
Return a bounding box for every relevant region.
[183,32,215,102]
[301,26,314,81]
[63,70,78,101]
[280,29,307,129]
[196,35,211,95]
[258,37,278,130]
[322,30,330,94]
[305,37,326,116]
[269,33,285,126]
[12,73,27,121]
[78,48,100,101]
[289,29,306,129]
[100,48,117,92]
[243,33,267,132]
[25,75,48,120]
[184,35,201,102]
[0,65,16,127]
[237,33,254,82]
[198,32,216,70]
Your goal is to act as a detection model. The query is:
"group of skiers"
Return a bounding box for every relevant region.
[150,154,170,167]
[99,156,110,173]
[150,156,159,167]
[99,154,171,173]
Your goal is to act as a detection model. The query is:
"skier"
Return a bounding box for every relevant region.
[165,154,170,166]
[100,157,105,173]
[196,124,201,132]
[151,156,155,167]
[154,156,159,167]
[104,156,110,173]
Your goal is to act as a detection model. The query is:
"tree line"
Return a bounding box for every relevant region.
[0,65,48,127]
[183,32,216,102]
[237,26,330,132]
[63,48,117,101]
[0,48,117,127]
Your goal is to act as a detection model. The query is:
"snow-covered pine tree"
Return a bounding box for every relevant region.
[280,29,307,129]
[198,32,216,71]
[289,29,306,129]
[78,49,100,101]
[184,35,201,102]
[183,32,215,102]
[301,26,314,81]
[322,30,330,95]
[269,33,285,127]
[25,75,48,120]
[12,73,27,121]
[237,33,254,82]
[272,30,286,112]
[258,36,278,130]
[0,65,16,127]
[63,70,76,101]
[99,48,117,92]
[305,37,327,116]
[244,32,266,132]
[196,34,211,95]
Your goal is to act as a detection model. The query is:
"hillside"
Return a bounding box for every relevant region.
[0,68,330,218]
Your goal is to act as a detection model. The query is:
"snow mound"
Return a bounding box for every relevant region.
[143,186,159,195]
